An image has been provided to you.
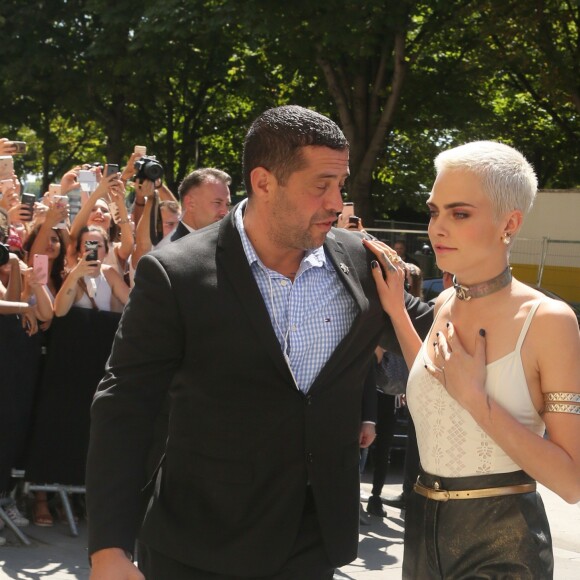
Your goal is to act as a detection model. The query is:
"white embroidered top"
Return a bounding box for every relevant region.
[407,300,546,477]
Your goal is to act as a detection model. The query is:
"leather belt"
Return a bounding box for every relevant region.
[414,480,536,502]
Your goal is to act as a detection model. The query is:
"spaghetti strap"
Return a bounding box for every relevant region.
[424,291,455,340]
[515,300,543,352]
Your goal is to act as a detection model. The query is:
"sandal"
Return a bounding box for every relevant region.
[32,498,54,527]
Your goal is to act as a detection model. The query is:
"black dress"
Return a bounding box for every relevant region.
[0,315,42,492]
[25,307,121,485]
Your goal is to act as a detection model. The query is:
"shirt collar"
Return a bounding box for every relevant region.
[234,199,331,274]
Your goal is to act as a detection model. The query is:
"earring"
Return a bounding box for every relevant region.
[502,232,511,245]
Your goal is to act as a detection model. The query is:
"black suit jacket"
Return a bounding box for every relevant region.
[169,220,191,242]
[86,207,432,575]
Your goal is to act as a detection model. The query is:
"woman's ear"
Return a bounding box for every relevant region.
[503,209,523,238]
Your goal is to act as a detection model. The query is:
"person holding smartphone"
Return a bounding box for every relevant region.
[1,235,53,533]
[67,168,134,284]
[55,226,129,315]
[25,225,131,513]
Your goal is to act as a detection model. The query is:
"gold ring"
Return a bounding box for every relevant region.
[392,256,403,264]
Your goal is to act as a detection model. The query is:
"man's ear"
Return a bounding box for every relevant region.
[182,191,196,211]
[250,167,276,199]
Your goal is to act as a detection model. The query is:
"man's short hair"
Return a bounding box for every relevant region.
[159,200,180,214]
[242,105,349,195]
[177,168,232,201]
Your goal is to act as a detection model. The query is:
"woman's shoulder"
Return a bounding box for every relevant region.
[513,281,579,336]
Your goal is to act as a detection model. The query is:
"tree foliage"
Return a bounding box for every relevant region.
[1,0,578,217]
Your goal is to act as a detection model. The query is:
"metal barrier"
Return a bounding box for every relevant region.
[0,496,31,545]
[23,483,85,537]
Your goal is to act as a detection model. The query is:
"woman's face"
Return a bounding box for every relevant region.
[80,231,107,262]
[45,231,62,260]
[426,168,506,281]
[88,199,112,230]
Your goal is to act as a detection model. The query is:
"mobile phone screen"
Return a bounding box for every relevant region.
[342,202,354,219]
[106,164,119,177]
[85,241,99,261]
[33,254,49,285]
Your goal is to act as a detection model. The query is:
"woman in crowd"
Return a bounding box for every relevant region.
[364,141,580,578]
[68,168,134,281]
[25,225,130,520]
[22,220,67,526]
[1,237,53,535]
[25,221,67,302]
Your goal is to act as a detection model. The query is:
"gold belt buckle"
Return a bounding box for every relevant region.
[414,480,450,501]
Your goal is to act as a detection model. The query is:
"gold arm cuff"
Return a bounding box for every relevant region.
[543,392,580,415]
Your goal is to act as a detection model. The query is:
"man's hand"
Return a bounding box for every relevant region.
[359,423,376,449]
[90,548,144,580]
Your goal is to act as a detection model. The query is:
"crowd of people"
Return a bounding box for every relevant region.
[0,139,233,543]
[1,104,579,580]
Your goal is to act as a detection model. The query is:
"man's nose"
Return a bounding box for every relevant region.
[326,185,344,215]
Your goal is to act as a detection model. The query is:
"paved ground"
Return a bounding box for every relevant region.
[1,466,579,579]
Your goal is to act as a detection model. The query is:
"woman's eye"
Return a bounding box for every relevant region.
[454,212,469,219]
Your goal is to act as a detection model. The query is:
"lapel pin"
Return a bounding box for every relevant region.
[339,263,349,275]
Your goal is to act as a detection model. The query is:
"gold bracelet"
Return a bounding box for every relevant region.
[118,218,131,225]
[543,392,580,415]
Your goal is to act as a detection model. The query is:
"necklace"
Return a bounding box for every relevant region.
[453,266,512,301]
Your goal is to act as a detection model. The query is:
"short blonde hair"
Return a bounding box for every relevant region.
[434,141,537,221]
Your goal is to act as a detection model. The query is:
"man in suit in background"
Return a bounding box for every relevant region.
[86,105,432,579]
[165,167,232,242]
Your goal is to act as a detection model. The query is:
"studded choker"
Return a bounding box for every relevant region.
[452,266,512,301]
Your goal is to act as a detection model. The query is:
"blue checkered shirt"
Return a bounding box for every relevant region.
[235,201,357,392]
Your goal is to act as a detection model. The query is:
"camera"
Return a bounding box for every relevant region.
[134,156,164,182]
[0,243,9,266]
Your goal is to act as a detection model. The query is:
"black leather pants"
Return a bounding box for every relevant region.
[403,470,553,579]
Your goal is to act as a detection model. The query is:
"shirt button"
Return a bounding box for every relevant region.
[291,324,297,331]
[280,280,287,286]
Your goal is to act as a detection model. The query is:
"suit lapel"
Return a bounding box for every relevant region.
[309,232,373,391]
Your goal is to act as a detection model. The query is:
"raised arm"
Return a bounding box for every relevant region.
[108,179,134,262]
[363,238,423,368]
[69,172,118,241]
[53,252,99,317]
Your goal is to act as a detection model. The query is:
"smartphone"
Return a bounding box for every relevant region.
[11,141,27,154]
[78,170,98,192]
[105,163,119,177]
[0,156,14,180]
[134,145,147,156]
[47,183,61,198]
[342,202,354,219]
[348,215,361,227]
[21,192,35,222]
[85,240,99,261]
[33,254,49,285]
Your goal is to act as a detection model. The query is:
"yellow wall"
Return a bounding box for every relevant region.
[512,263,580,304]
